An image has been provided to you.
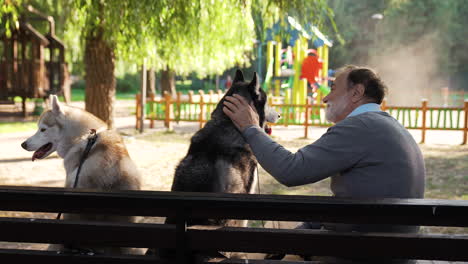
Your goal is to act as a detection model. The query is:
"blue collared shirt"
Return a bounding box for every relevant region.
[347,103,382,118]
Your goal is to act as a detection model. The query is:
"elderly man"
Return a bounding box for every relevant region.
[223,65,425,263]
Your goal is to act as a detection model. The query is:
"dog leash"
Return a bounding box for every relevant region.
[256,167,279,229]
[256,167,266,228]
[56,129,98,220]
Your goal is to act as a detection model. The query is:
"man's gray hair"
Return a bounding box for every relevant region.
[337,65,387,104]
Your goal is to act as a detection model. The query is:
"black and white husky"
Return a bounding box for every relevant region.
[150,69,279,259]
[171,69,279,224]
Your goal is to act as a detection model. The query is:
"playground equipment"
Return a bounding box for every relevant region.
[0,5,70,116]
[263,16,332,106]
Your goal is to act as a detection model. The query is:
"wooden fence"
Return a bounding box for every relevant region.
[136,91,468,145]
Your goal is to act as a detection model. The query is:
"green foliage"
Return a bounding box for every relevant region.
[117,73,141,93]
[70,79,85,90]
[324,0,388,66]
[2,0,333,78]
[64,0,257,77]
[324,0,468,82]
[69,87,136,101]
[175,79,217,94]
[71,74,140,99]
[251,0,335,46]
[71,73,224,95]
[0,0,22,37]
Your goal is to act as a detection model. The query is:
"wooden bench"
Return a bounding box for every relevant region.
[0,186,466,264]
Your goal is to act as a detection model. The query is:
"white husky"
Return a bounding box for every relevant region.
[21,95,141,254]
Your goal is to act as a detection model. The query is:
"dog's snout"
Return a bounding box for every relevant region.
[278,114,281,119]
[21,141,28,150]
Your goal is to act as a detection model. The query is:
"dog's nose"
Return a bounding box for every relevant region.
[21,141,27,150]
[278,114,281,119]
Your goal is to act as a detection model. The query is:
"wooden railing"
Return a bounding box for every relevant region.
[136,92,468,144]
[381,99,468,144]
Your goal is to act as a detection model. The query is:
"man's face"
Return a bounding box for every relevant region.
[323,70,354,123]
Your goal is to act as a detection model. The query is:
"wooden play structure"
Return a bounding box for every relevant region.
[263,16,333,106]
[0,5,70,116]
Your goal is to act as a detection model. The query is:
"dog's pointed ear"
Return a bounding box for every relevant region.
[233,69,245,83]
[50,94,64,115]
[249,72,260,94]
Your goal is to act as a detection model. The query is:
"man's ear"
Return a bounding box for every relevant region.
[351,84,365,103]
[233,69,245,83]
[50,94,64,115]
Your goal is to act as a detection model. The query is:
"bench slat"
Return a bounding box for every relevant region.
[0,249,162,264]
[206,259,323,264]
[1,218,466,261]
[0,217,176,248]
[187,226,468,261]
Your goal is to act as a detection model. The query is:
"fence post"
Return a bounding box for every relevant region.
[199,90,205,129]
[463,99,468,145]
[188,91,194,119]
[135,94,141,130]
[381,99,387,111]
[421,99,428,144]
[139,60,147,134]
[208,89,214,101]
[149,93,155,129]
[304,97,310,139]
[268,93,273,106]
[164,91,173,130]
[208,90,214,118]
[188,90,193,103]
[176,92,182,124]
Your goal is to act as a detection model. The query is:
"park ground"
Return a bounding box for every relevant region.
[0,99,466,251]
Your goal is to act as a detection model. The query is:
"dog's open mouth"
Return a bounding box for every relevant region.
[264,124,272,135]
[32,143,52,161]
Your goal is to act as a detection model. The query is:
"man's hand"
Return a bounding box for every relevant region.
[223,94,259,132]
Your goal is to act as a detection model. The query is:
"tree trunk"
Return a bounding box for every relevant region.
[84,28,115,128]
[161,67,176,95]
[147,68,156,96]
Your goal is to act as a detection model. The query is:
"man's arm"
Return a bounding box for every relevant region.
[223,95,366,187]
[242,124,365,187]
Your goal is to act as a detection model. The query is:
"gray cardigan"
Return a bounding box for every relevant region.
[243,111,425,233]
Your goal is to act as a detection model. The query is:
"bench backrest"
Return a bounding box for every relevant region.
[0,186,467,264]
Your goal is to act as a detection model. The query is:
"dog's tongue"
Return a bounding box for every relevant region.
[32,143,52,161]
[265,125,272,135]
[32,150,45,161]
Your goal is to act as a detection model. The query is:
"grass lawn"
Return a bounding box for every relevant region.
[67,88,137,101]
[0,121,37,134]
